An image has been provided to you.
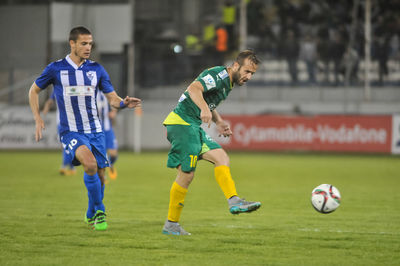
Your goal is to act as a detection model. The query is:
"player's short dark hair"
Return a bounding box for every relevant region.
[235,49,261,66]
[69,26,92,42]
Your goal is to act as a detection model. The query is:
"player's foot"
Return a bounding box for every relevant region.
[59,168,68,175]
[59,168,76,176]
[93,210,108,231]
[229,196,261,215]
[162,220,191,235]
[66,169,76,176]
[84,215,95,228]
[108,167,118,180]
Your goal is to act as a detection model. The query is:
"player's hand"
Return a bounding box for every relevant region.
[200,109,212,128]
[216,120,232,137]
[34,117,45,142]
[123,96,142,108]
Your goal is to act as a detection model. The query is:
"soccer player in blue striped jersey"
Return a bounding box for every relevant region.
[29,26,141,231]
[97,91,119,180]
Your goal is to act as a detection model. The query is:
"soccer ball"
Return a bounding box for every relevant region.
[311,184,341,214]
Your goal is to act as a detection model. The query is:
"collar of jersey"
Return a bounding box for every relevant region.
[66,54,87,70]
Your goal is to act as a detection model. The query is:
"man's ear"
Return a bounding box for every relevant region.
[232,61,240,71]
[69,40,75,48]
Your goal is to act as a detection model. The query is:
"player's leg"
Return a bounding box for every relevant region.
[59,148,69,175]
[201,148,238,199]
[163,167,193,235]
[75,145,104,211]
[61,148,76,176]
[105,129,118,180]
[107,148,118,180]
[201,144,261,214]
[87,133,110,230]
[163,125,200,235]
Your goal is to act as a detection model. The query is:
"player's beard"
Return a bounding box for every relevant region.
[232,67,242,86]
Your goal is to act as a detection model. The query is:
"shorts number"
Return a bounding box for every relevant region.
[68,139,78,150]
[189,155,198,168]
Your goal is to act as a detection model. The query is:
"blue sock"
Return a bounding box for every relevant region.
[87,191,94,218]
[110,155,118,166]
[62,149,69,168]
[84,172,105,218]
[101,184,105,200]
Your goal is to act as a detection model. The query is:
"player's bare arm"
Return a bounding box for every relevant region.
[212,110,232,137]
[104,91,142,109]
[42,98,54,115]
[28,82,45,142]
[187,81,212,127]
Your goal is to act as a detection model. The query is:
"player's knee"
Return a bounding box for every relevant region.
[83,160,98,175]
[215,150,230,166]
[176,169,194,188]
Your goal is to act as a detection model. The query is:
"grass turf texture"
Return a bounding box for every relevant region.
[0,151,399,265]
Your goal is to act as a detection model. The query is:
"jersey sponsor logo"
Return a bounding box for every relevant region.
[86,71,95,81]
[202,74,216,89]
[218,69,229,79]
[208,103,216,111]
[178,93,187,102]
[65,85,95,96]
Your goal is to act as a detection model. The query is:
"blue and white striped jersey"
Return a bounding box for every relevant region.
[96,91,112,131]
[35,55,114,135]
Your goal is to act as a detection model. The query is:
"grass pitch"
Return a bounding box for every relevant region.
[0,151,399,265]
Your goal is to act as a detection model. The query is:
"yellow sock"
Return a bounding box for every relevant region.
[214,165,238,199]
[167,181,188,222]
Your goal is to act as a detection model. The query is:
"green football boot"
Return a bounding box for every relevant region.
[84,215,95,228]
[93,210,108,231]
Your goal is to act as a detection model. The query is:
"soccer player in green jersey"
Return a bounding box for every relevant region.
[162,50,261,235]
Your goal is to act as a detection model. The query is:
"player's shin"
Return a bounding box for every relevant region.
[83,172,105,212]
[86,191,95,219]
[167,181,187,222]
[214,165,238,199]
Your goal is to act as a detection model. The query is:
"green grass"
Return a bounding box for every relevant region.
[0,151,399,265]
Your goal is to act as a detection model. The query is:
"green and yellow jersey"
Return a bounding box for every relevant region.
[163,66,232,127]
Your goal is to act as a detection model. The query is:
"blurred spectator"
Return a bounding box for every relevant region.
[281,30,299,85]
[340,46,359,85]
[317,27,331,84]
[185,34,202,55]
[373,36,390,85]
[202,17,216,53]
[222,0,237,52]
[247,0,266,36]
[215,25,228,65]
[330,32,346,86]
[300,34,317,84]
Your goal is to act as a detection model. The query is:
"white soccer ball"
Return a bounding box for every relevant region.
[311,184,341,213]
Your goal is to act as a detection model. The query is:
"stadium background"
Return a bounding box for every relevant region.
[0,0,399,153]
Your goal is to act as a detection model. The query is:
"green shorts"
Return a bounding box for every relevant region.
[166,125,221,172]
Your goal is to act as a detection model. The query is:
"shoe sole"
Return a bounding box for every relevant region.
[162,230,180,235]
[230,203,261,215]
[94,223,108,231]
[162,229,191,236]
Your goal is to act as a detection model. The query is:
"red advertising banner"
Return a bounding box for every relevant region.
[213,115,392,153]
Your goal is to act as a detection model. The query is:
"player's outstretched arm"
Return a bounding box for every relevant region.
[28,82,45,142]
[105,91,141,109]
